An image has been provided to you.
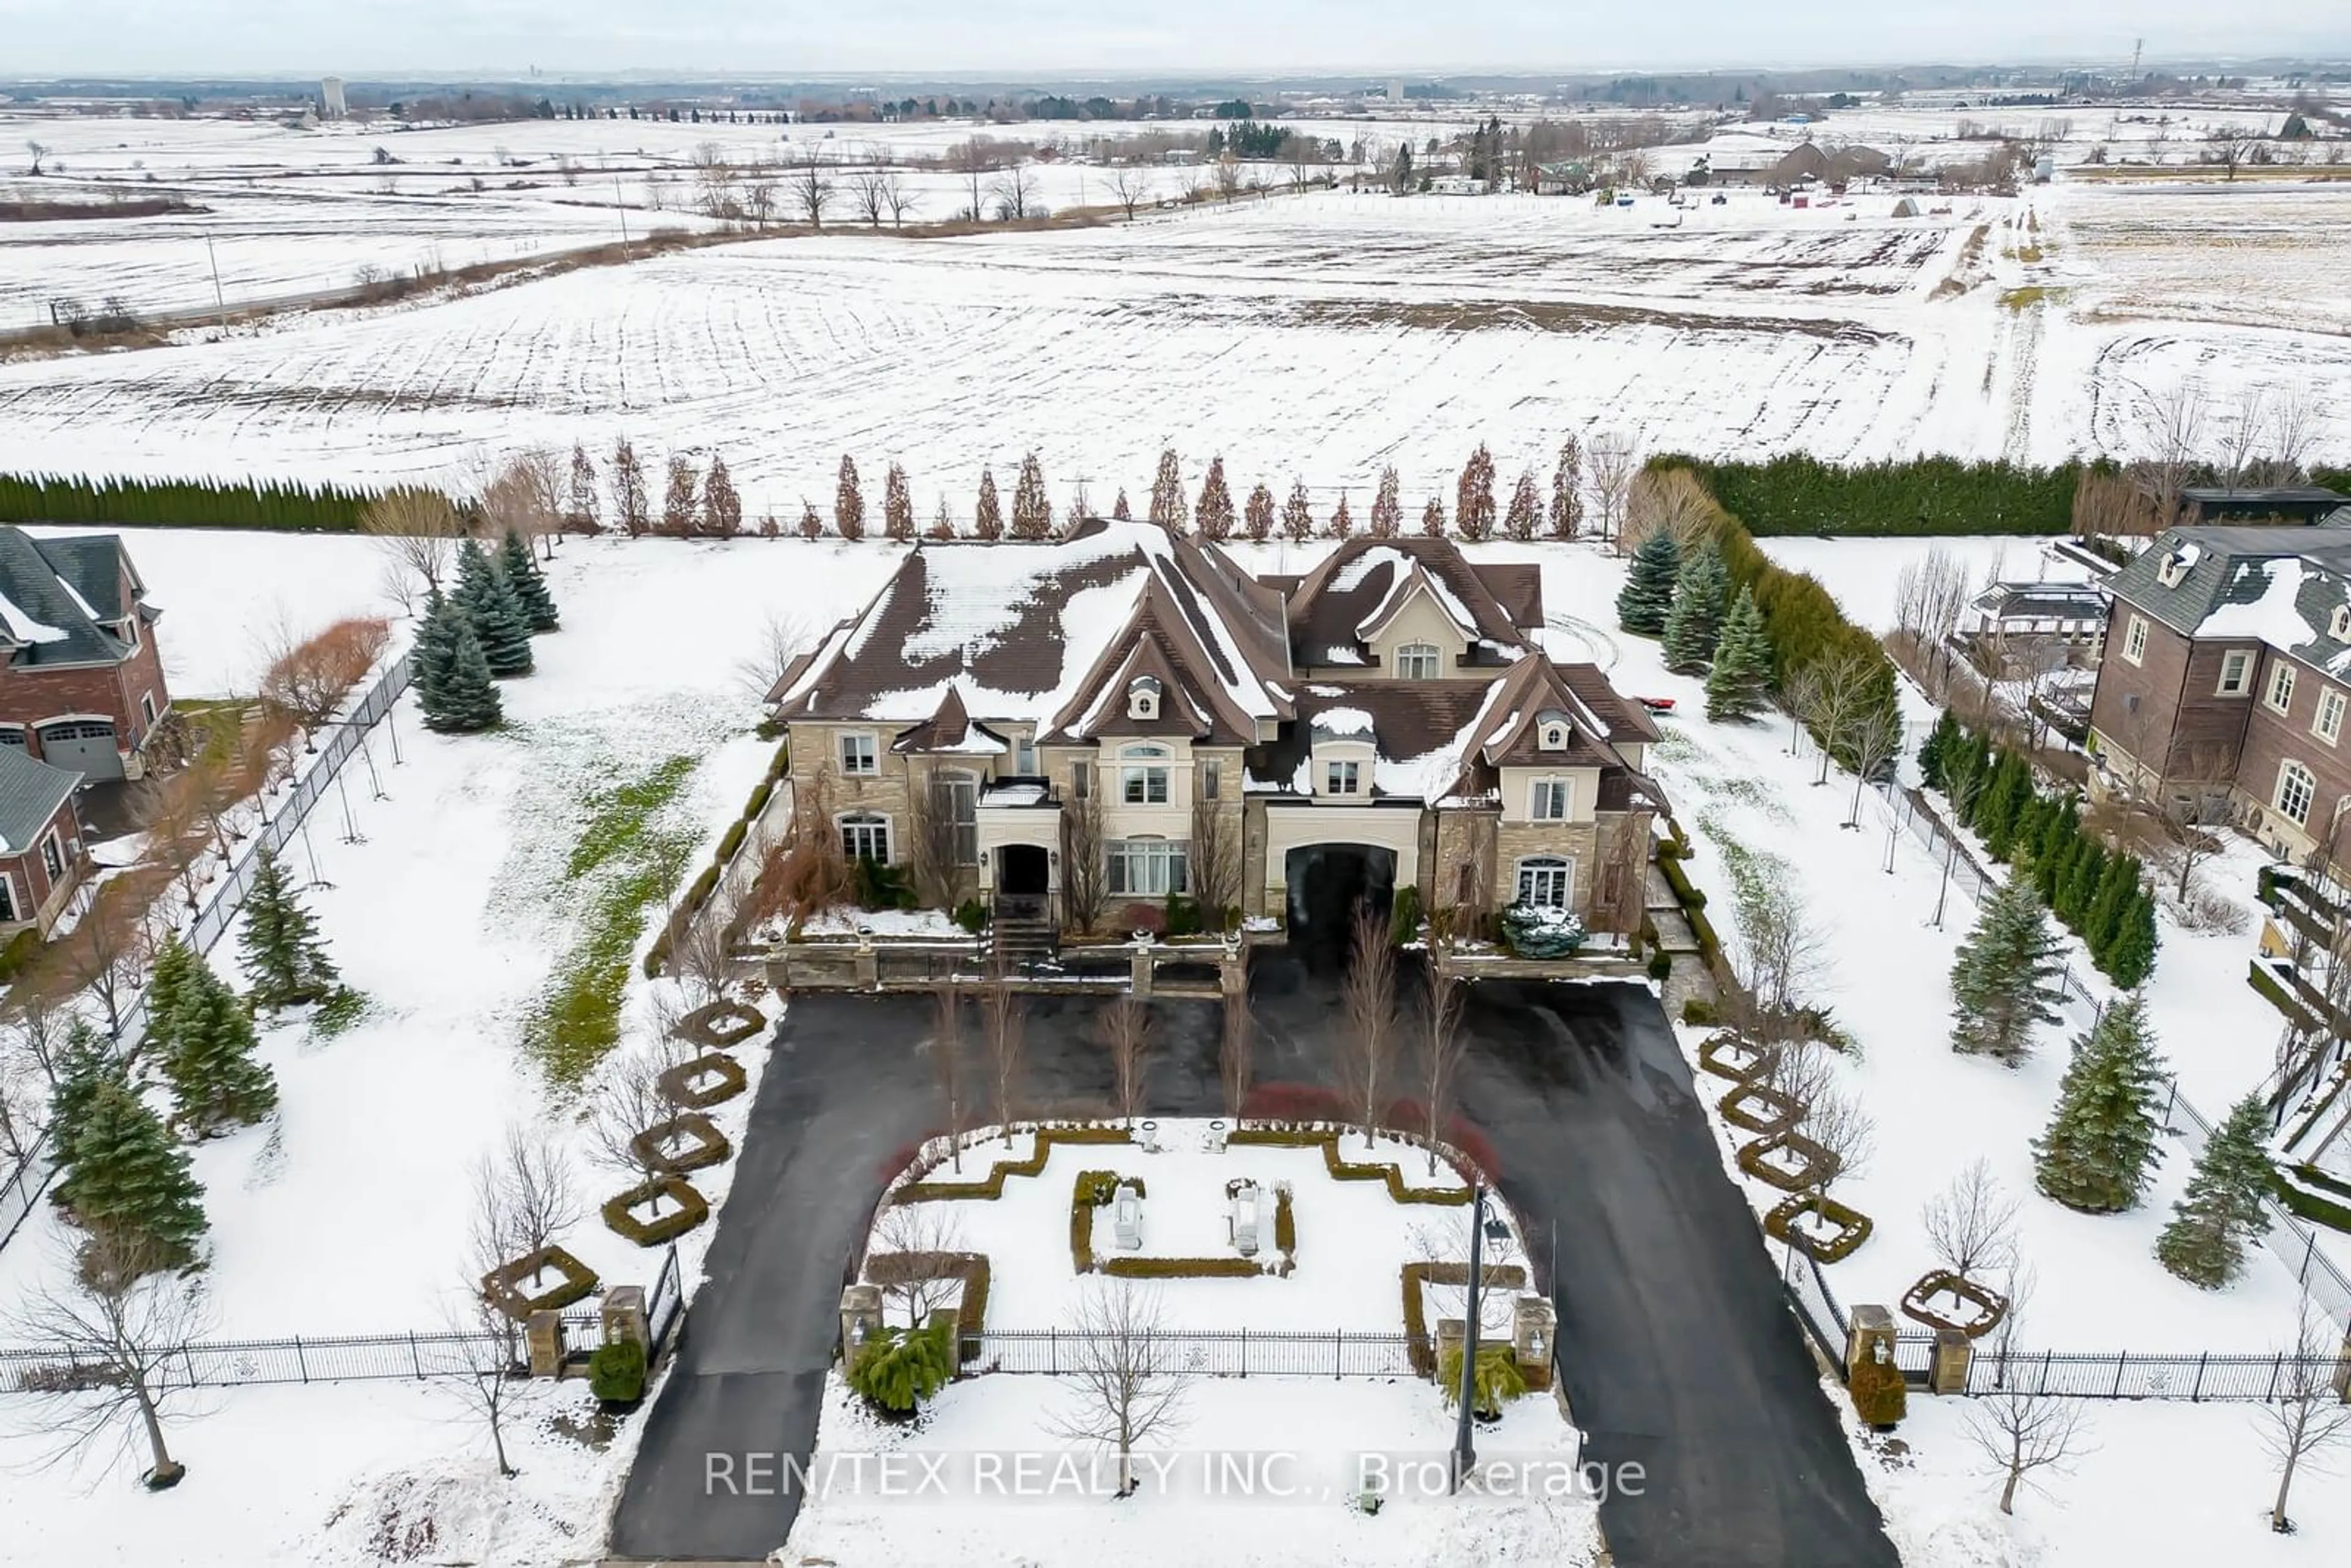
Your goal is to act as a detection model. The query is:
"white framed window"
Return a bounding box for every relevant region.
[1395,643,1441,681]
[1108,838,1187,896]
[2121,615,2148,665]
[839,732,879,775]
[1202,760,1221,800]
[2277,760,2317,827]
[2268,662,2298,716]
[1128,676,1161,720]
[1516,856,1573,909]
[1071,760,1091,798]
[140,692,159,728]
[1529,778,1571,820]
[0,726,22,749]
[1120,745,1171,805]
[0,872,15,924]
[2217,650,2254,696]
[1014,735,1038,774]
[839,812,891,863]
[2333,605,2351,643]
[40,831,64,882]
[2319,690,2347,746]
[1539,721,1569,751]
[1325,759,1363,795]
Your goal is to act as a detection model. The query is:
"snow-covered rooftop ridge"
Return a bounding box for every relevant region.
[0,591,67,645]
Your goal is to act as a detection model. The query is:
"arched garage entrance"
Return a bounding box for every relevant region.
[1284,843,1396,973]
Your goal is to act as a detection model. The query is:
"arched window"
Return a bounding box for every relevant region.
[1515,856,1573,909]
[1120,744,1171,805]
[2276,760,2317,827]
[1395,642,1441,681]
[839,812,891,864]
[1128,675,1162,719]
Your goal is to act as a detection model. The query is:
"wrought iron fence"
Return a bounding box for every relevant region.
[968,1327,1425,1379]
[1892,1332,2349,1402]
[1780,1240,1849,1365]
[0,655,414,1257]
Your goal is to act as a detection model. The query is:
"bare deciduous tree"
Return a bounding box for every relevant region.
[1962,1278,2090,1516]
[1105,165,1152,219]
[1922,1158,2021,1288]
[869,1202,969,1329]
[1337,906,1399,1149]
[1840,700,1904,830]
[1790,650,1884,788]
[1738,887,1826,1047]
[586,1049,675,1206]
[1417,969,1466,1177]
[1045,1278,1193,1496]
[58,880,149,1040]
[2257,1292,2351,1533]
[1621,465,1715,555]
[1100,996,1153,1126]
[4,1234,214,1489]
[932,978,967,1172]
[1187,782,1240,931]
[258,615,392,752]
[2219,386,2268,493]
[1585,432,1640,548]
[790,149,834,228]
[1892,546,1971,694]
[848,166,899,227]
[983,975,1024,1141]
[903,768,962,910]
[470,1123,582,1284]
[1060,783,1107,936]
[2135,381,2207,528]
[443,1267,523,1477]
[735,609,819,706]
[989,163,1041,221]
[1219,995,1253,1121]
[2260,386,2321,486]
[359,487,462,599]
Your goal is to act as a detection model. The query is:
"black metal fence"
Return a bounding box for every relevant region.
[0,655,413,1257]
[969,1327,1425,1379]
[1892,1332,2350,1402]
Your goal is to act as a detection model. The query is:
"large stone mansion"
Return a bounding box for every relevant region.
[769,518,1665,947]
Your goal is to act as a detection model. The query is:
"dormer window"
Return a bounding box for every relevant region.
[2331,606,2351,643]
[2156,550,2190,588]
[1395,643,1441,681]
[1127,675,1162,720]
[1537,711,1570,751]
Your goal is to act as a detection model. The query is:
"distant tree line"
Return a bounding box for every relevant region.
[1662,454,2082,538]
[0,472,408,533]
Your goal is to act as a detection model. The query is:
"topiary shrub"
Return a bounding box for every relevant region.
[1848,1348,1907,1428]
[632,1112,733,1175]
[1681,996,1719,1026]
[590,1337,647,1405]
[480,1245,599,1321]
[658,1051,748,1109]
[1389,883,1424,945]
[677,1000,763,1048]
[1438,1340,1528,1418]
[1647,949,1673,981]
[602,1174,710,1245]
[953,898,991,934]
[1273,1184,1295,1258]
[847,1322,954,1416]
[1164,895,1203,937]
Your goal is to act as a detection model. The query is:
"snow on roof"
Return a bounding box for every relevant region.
[898,530,1135,667]
[1330,546,1409,593]
[1378,705,1491,801]
[1310,706,1376,740]
[2198,559,2309,647]
[1355,566,1474,643]
[0,591,67,645]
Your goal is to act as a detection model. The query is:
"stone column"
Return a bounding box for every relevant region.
[929,1307,963,1379]
[525,1310,566,1378]
[1513,1297,1556,1391]
[1929,1329,1972,1395]
[839,1284,883,1364]
[2333,1322,2351,1403]
[1845,1304,1895,1382]
[1130,943,1154,1000]
[602,1285,648,1349]
[1434,1317,1466,1386]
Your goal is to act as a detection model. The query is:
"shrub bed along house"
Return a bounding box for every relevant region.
[479,1245,599,1321]
[658,1051,749,1109]
[1763,1193,1874,1262]
[1399,1261,1531,1377]
[602,1174,710,1245]
[632,1111,733,1176]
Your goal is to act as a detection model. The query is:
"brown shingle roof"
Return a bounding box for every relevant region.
[1284,536,1541,668]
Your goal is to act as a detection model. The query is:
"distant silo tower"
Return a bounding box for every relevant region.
[321,77,347,119]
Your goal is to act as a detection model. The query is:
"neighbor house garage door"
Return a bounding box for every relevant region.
[39,721,120,781]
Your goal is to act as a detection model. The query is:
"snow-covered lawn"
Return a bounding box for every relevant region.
[1757,533,2094,634]
[784,1359,1596,1568]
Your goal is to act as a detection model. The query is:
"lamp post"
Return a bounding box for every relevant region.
[1449,1183,1488,1494]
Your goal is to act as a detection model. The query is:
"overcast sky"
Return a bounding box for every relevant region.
[2,1,2342,78]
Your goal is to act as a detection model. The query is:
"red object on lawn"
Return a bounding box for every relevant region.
[1637,696,1677,714]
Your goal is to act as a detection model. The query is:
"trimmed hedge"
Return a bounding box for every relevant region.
[657,1051,748,1109]
[1660,452,2079,538]
[1104,1255,1264,1279]
[894,1125,1131,1202]
[864,1250,992,1357]
[716,820,748,863]
[479,1244,599,1321]
[1070,1169,1148,1272]
[677,998,765,1047]
[632,1111,733,1175]
[1737,1130,1840,1191]
[1226,1128,1475,1204]
[602,1175,710,1245]
[2278,1164,2351,1234]
[0,470,421,533]
[1399,1261,1530,1376]
[1764,1193,1875,1262]
[1273,1185,1296,1257]
[2249,959,2323,1033]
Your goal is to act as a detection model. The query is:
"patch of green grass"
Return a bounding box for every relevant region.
[1999,285,2066,311]
[530,753,702,1086]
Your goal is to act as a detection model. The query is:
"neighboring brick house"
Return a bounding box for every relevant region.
[2087,525,2351,861]
[0,743,91,936]
[0,527,171,782]
[770,519,1665,947]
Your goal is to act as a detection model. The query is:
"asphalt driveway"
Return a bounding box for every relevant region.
[608,962,1896,1566]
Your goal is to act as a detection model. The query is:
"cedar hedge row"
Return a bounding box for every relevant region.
[1104,1256,1264,1279]
[1226,1128,1474,1204]
[1656,452,2079,538]
[0,471,452,533]
[1069,1169,1147,1272]
[2277,1165,2351,1232]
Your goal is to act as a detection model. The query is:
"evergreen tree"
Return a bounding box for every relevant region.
[566,442,600,531]
[47,1021,116,1188]
[239,847,339,1008]
[410,590,456,714]
[835,454,866,540]
[973,467,1004,540]
[2083,855,2139,966]
[1243,482,1276,541]
[62,1078,207,1272]
[1419,495,1447,538]
[1504,470,1541,541]
[1368,466,1401,538]
[702,454,743,536]
[883,462,915,540]
[1706,587,1774,721]
[142,935,197,1067]
[1281,480,1315,542]
[420,610,501,732]
[1455,443,1496,541]
[2032,994,2168,1213]
[1148,448,1188,530]
[1195,457,1235,541]
[167,962,278,1136]
[1548,436,1583,539]
[1948,874,2067,1063]
[1661,544,1729,673]
[2057,839,2107,930]
[455,539,533,677]
[1917,710,1960,790]
[1976,753,2033,858]
[2154,1094,2273,1288]
[497,529,560,632]
[1111,487,1131,521]
[1616,528,1680,635]
[2104,891,2160,989]
[1011,451,1053,539]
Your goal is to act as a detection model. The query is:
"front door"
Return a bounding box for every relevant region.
[999,843,1049,898]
